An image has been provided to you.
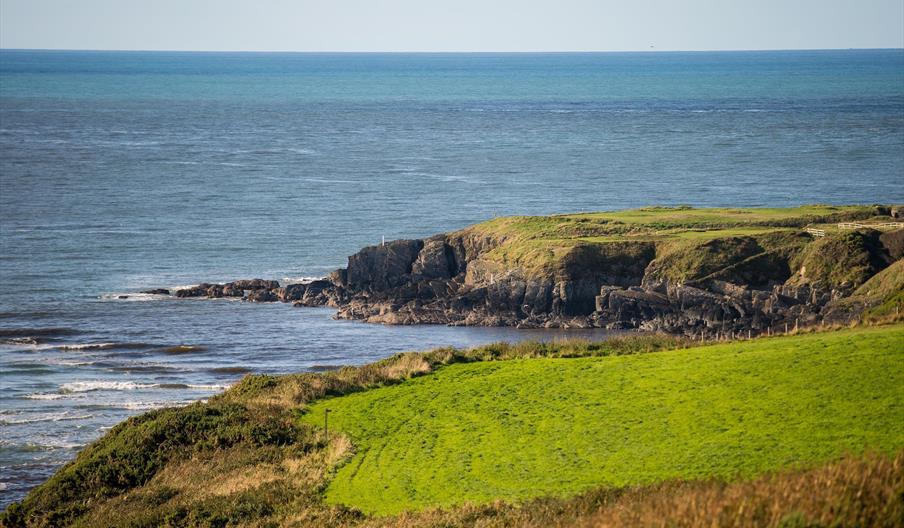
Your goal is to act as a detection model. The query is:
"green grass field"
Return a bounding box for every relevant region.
[304,325,904,515]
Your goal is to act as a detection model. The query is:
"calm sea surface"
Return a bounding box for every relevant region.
[1,49,902,505]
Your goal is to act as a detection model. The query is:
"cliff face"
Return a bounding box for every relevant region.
[167,206,903,336]
[313,230,900,334]
[320,234,658,326]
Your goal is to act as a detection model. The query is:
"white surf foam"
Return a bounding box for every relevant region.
[99,292,171,302]
[45,359,97,367]
[0,412,94,425]
[24,393,70,401]
[185,383,231,391]
[0,342,57,351]
[29,439,84,450]
[57,342,118,351]
[112,400,196,411]
[281,276,326,284]
[60,381,158,393]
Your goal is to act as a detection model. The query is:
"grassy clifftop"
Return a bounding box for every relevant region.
[456,205,888,279]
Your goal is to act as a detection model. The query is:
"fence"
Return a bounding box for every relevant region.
[804,227,826,237]
[837,222,903,231]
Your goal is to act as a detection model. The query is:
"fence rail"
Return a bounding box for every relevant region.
[804,227,826,237]
[837,222,903,231]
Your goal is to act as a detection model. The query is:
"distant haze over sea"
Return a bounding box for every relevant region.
[0,49,902,505]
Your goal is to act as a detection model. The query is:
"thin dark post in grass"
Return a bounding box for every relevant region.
[324,408,331,439]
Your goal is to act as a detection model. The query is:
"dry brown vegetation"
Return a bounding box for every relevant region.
[221,333,690,413]
[359,452,904,528]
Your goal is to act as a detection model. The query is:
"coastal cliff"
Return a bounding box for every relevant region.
[167,205,904,336]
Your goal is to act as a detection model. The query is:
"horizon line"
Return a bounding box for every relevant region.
[2,46,903,54]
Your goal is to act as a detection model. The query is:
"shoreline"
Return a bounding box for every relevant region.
[144,205,904,337]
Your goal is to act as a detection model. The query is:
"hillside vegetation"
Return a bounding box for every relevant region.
[3,326,902,527]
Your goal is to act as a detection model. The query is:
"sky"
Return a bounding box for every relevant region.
[1,0,902,52]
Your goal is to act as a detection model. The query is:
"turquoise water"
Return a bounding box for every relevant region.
[0,49,902,505]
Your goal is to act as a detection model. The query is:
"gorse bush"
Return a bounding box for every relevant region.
[4,401,312,527]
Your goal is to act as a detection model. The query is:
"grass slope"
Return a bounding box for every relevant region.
[305,325,904,516]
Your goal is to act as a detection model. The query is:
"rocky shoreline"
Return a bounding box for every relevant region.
[147,207,904,338]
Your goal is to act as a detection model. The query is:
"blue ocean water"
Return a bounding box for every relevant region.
[1,49,902,505]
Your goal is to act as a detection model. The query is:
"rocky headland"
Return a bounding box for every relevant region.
[158,205,904,337]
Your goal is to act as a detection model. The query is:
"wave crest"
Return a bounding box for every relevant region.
[60,381,157,393]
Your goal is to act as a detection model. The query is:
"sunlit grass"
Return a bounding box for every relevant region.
[305,325,904,515]
[459,205,879,277]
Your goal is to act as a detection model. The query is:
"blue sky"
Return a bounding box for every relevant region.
[1,0,902,52]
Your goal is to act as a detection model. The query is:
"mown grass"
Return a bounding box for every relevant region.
[304,325,904,516]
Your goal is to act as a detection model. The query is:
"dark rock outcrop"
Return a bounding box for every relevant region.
[175,284,212,298]
[141,288,171,295]
[245,289,278,303]
[277,284,307,302]
[346,239,423,292]
[160,222,902,335]
[206,283,244,298]
[175,279,280,300]
[231,279,280,291]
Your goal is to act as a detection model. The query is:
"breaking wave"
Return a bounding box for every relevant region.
[60,381,158,393]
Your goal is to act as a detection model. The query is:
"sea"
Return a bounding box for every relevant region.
[1,49,902,506]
